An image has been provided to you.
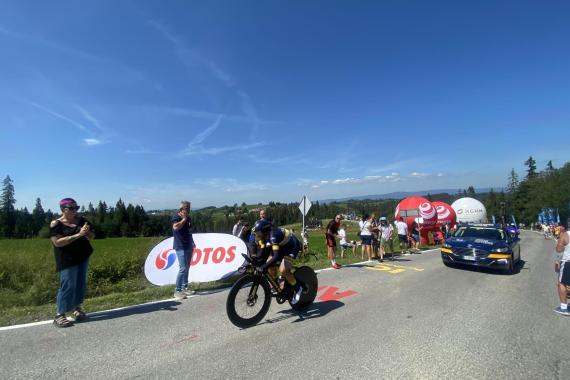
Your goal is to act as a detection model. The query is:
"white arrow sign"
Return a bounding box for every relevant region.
[299,195,312,216]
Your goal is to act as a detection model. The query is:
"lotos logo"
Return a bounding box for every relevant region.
[419,202,437,225]
[155,249,177,270]
[191,246,236,266]
[436,205,450,219]
[144,234,247,286]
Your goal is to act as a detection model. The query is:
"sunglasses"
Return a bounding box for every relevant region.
[65,206,79,211]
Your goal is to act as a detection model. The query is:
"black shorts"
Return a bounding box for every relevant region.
[560,261,570,286]
[398,234,408,243]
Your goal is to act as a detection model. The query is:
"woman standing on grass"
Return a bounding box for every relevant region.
[359,214,373,261]
[49,198,95,328]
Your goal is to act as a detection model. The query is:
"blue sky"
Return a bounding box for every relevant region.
[1,0,569,211]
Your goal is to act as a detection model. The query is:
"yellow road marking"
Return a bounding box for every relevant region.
[366,263,425,274]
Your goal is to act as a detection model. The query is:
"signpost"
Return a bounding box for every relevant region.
[298,195,312,235]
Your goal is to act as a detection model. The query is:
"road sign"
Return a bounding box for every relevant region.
[299,196,312,216]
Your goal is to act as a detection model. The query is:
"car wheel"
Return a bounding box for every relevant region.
[506,259,514,274]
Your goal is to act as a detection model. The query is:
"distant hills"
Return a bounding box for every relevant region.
[319,188,500,203]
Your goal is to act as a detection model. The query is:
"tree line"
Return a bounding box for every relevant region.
[0,158,568,239]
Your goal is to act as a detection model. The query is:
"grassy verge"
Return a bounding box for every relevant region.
[0,225,438,327]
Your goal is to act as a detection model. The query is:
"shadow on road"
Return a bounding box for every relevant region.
[261,300,345,326]
[85,300,182,323]
[447,259,527,276]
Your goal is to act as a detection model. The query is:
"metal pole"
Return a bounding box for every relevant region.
[302,196,306,236]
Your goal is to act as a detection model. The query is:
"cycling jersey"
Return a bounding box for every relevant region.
[257,227,300,270]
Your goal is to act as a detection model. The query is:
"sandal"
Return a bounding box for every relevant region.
[72,307,88,322]
[53,314,73,328]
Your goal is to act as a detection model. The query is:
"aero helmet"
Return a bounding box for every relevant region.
[253,219,272,233]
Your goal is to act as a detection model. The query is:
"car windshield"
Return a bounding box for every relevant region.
[453,227,505,240]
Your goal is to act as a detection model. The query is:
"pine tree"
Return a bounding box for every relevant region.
[545,160,555,174]
[506,169,519,194]
[32,198,46,236]
[0,175,17,238]
[524,156,537,179]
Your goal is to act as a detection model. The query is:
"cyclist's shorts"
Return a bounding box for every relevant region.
[278,235,301,260]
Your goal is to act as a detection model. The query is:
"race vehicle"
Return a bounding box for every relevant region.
[441,223,521,274]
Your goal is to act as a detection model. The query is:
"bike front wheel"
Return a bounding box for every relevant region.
[226,274,271,328]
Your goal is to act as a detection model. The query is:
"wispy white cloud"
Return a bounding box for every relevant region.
[154,106,281,126]
[0,23,147,82]
[304,171,443,188]
[250,153,309,166]
[84,138,102,146]
[73,104,105,133]
[189,114,223,146]
[147,19,235,88]
[179,114,266,156]
[26,101,89,132]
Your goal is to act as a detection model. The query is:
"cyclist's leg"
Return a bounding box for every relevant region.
[279,257,297,286]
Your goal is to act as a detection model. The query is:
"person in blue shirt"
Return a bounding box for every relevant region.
[251,220,305,304]
[171,200,196,299]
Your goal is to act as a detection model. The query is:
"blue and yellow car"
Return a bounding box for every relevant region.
[441,224,521,274]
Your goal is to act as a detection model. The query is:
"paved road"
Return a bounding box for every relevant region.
[1,231,568,379]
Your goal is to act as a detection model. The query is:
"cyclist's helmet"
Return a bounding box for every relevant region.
[253,219,272,234]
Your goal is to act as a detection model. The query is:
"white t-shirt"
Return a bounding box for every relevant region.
[396,221,408,235]
[379,224,393,240]
[359,220,372,236]
[339,228,348,244]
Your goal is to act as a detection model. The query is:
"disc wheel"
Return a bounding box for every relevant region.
[290,266,318,310]
[226,275,271,328]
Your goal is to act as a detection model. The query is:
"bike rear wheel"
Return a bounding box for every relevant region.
[290,266,318,310]
[226,274,271,328]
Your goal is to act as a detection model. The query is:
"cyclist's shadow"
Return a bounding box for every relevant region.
[263,300,344,325]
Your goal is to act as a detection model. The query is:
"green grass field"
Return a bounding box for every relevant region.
[0,221,432,326]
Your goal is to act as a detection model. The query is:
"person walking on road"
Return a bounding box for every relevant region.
[554,222,570,316]
[378,217,394,261]
[50,198,95,328]
[172,200,196,299]
[396,217,409,254]
[326,215,342,269]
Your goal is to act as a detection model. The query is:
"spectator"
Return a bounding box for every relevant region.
[339,223,356,258]
[370,213,380,259]
[326,215,342,269]
[359,214,373,261]
[378,217,394,261]
[259,209,267,220]
[50,198,95,328]
[442,222,450,240]
[554,222,570,316]
[301,228,309,253]
[395,217,409,254]
[410,219,421,252]
[232,217,244,236]
[172,200,196,299]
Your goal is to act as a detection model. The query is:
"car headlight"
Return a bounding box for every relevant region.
[492,248,510,253]
[443,243,452,248]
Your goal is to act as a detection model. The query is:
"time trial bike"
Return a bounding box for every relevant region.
[226,254,318,328]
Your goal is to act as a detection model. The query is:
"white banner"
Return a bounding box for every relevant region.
[144,233,247,286]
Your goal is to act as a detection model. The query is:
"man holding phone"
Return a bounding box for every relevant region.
[172,200,196,299]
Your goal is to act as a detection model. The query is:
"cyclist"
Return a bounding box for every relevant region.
[251,219,305,304]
